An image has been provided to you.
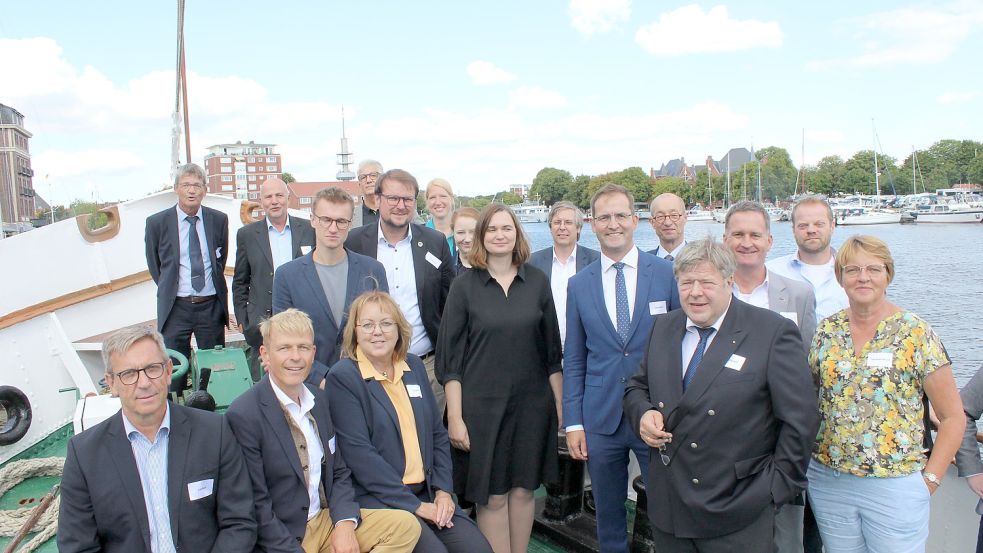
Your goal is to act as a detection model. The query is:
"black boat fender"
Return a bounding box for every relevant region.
[0,385,32,446]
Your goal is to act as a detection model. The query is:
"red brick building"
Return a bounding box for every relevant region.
[287,181,362,213]
[203,141,281,199]
[0,104,36,234]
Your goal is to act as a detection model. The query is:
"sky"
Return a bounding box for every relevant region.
[2,0,982,206]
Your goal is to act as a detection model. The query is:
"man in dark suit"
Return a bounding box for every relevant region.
[353,159,383,228]
[345,169,455,413]
[225,309,420,553]
[624,237,819,552]
[273,187,388,387]
[647,193,688,260]
[145,163,229,377]
[58,325,256,552]
[528,200,600,350]
[233,177,315,380]
[563,184,679,553]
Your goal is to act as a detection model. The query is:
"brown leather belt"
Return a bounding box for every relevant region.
[176,295,216,304]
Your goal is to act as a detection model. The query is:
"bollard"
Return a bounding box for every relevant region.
[630,475,656,553]
[543,434,586,522]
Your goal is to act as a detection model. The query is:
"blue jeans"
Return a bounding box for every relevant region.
[807,460,930,553]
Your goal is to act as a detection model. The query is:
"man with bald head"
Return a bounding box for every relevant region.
[233,177,316,379]
[648,193,688,261]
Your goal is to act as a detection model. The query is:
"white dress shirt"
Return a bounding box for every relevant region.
[270,379,323,521]
[600,247,639,329]
[652,241,685,260]
[767,251,848,320]
[376,223,433,356]
[550,246,579,349]
[175,206,216,297]
[681,304,730,377]
[733,271,770,309]
[267,217,293,271]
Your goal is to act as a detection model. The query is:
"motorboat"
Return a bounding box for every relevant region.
[832,205,902,225]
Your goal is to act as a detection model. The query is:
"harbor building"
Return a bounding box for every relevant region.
[0,104,36,235]
[203,141,281,199]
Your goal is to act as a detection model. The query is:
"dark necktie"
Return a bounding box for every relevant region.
[613,262,630,344]
[683,327,715,391]
[665,254,675,262]
[186,215,205,292]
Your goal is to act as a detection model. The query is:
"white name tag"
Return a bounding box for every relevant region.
[725,354,746,371]
[649,301,667,315]
[780,311,798,326]
[301,245,312,255]
[425,252,442,269]
[328,435,337,454]
[406,384,423,398]
[214,247,223,259]
[867,352,893,368]
[188,479,213,501]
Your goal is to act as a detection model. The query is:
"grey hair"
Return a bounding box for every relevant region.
[101,324,168,374]
[725,200,771,233]
[673,236,737,280]
[173,163,206,187]
[357,159,383,174]
[548,200,585,231]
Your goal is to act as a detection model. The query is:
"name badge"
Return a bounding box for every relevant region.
[649,301,667,315]
[328,435,337,454]
[867,352,893,368]
[188,479,213,501]
[779,311,798,326]
[214,247,223,259]
[725,354,746,371]
[301,245,312,255]
[425,252,442,269]
[406,384,423,398]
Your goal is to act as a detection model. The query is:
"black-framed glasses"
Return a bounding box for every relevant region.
[112,362,167,385]
[653,213,683,223]
[357,320,397,333]
[312,214,352,229]
[593,212,632,225]
[380,194,416,207]
[358,171,380,182]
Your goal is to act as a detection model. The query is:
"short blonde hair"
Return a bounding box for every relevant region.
[341,291,412,364]
[835,235,895,285]
[426,178,454,199]
[451,207,480,230]
[468,203,531,270]
[260,309,315,346]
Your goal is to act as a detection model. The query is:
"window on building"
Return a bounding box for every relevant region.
[249,184,257,190]
[300,197,312,205]
[249,192,258,199]
[266,156,276,162]
[222,185,233,191]
[248,176,256,181]
[221,176,233,182]
[220,157,231,163]
[221,166,232,173]
[266,165,277,171]
[247,166,256,172]
[248,157,255,163]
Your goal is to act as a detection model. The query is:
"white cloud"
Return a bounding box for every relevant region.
[635,5,782,56]
[509,86,569,110]
[466,61,516,85]
[569,0,631,35]
[32,149,145,180]
[937,90,980,105]
[804,130,845,143]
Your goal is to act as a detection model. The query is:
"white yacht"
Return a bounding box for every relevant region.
[510,202,549,223]
[833,205,902,225]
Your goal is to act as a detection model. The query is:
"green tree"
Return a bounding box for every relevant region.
[565,174,591,209]
[808,155,846,196]
[968,154,983,185]
[500,191,523,205]
[70,200,109,230]
[281,172,296,184]
[756,146,797,202]
[651,177,696,206]
[530,168,573,206]
[468,197,492,210]
[613,167,653,207]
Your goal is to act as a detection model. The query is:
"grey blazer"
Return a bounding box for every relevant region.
[528,245,600,279]
[955,364,983,514]
[766,270,818,347]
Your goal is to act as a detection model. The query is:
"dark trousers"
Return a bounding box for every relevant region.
[242,324,263,382]
[651,503,775,553]
[408,486,492,553]
[160,298,225,390]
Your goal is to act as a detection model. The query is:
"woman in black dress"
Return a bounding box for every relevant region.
[436,203,562,553]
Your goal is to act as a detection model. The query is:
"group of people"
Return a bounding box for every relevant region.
[54,159,980,553]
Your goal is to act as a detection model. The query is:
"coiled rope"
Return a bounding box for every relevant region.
[0,457,63,552]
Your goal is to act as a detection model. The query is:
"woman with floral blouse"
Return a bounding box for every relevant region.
[807,234,964,553]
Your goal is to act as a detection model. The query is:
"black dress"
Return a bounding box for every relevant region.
[435,264,562,504]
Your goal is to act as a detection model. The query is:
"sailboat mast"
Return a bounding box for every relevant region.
[179,0,191,164]
[872,119,880,199]
[726,152,731,208]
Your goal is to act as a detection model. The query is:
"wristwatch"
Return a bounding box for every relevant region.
[923,472,941,487]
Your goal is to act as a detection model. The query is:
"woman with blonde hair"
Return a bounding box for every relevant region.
[425,178,456,255]
[450,207,479,274]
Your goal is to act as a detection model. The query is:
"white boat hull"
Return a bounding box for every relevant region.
[835,210,902,225]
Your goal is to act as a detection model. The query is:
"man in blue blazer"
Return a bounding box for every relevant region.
[145,163,229,372]
[563,184,679,553]
[58,325,256,553]
[225,309,420,553]
[529,200,600,350]
[273,187,388,386]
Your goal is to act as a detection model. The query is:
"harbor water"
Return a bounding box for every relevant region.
[522,219,983,386]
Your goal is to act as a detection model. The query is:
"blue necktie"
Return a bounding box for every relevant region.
[186,215,205,292]
[613,262,630,344]
[683,327,715,391]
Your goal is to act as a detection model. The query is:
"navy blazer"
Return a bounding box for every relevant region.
[624,298,819,538]
[563,249,679,435]
[58,404,256,553]
[272,250,388,368]
[345,223,455,348]
[226,376,360,552]
[325,355,454,512]
[145,204,230,327]
[528,245,600,279]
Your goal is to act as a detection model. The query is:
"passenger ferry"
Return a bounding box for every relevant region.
[510,201,550,223]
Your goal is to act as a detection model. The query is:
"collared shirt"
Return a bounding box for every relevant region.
[270,379,324,520]
[267,217,293,271]
[681,305,730,377]
[600,247,639,329]
[360,202,380,228]
[123,405,176,553]
[376,223,432,356]
[175,206,216,297]
[652,241,685,261]
[767,251,848,321]
[732,271,770,309]
[354,347,425,484]
[550,245,579,350]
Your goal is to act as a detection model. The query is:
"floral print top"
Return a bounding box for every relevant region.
[809,310,950,477]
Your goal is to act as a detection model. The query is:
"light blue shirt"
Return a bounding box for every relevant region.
[267,217,293,271]
[377,223,432,356]
[123,405,176,553]
[175,206,216,297]
[766,251,848,321]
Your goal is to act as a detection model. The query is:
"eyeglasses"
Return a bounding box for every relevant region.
[312,214,351,229]
[653,213,683,223]
[357,320,397,333]
[178,182,204,190]
[358,171,380,182]
[593,213,632,225]
[112,362,167,385]
[380,194,416,207]
[841,264,887,278]
[658,443,671,466]
[550,219,577,228]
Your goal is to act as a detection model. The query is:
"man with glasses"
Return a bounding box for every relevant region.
[353,159,383,227]
[345,169,455,414]
[273,187,388,386]
[145,163,230,390]
[563,184,679,552]
[529,200,599,350]
[59,325,257,552]
[647,193,688,261]
[233,177,315,380]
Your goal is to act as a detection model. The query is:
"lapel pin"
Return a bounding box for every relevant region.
[417,241,423,247]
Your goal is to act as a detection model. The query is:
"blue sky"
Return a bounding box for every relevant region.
[2,0,981,205]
